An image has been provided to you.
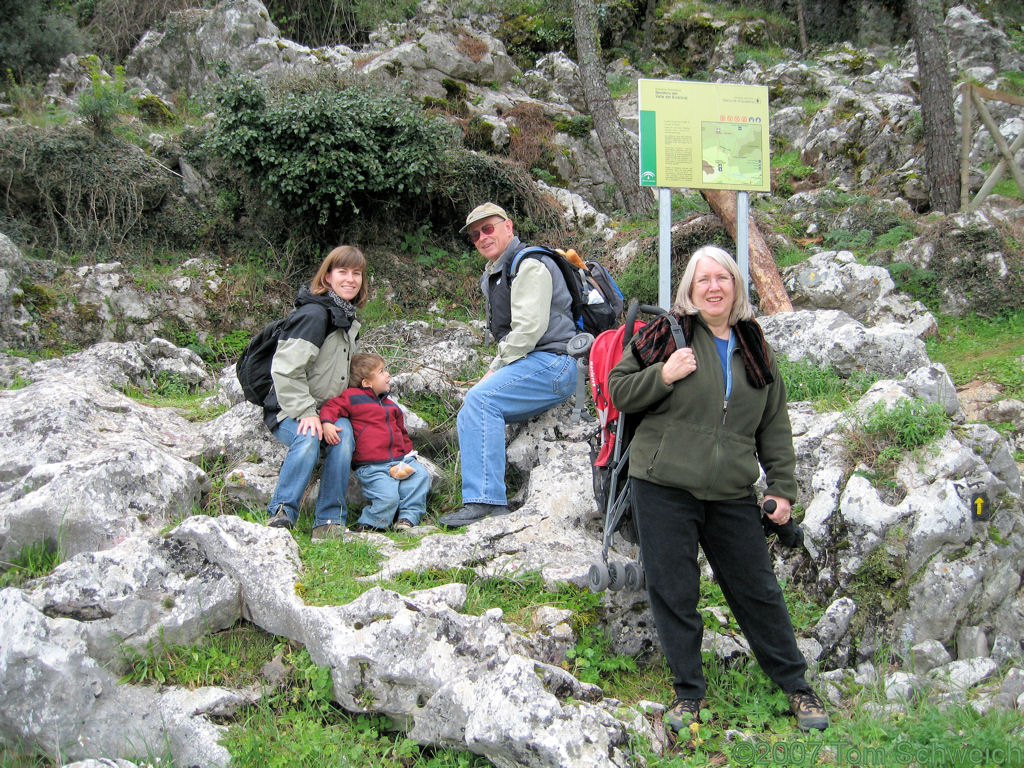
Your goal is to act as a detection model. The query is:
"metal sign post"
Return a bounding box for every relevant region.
[659,188,672,309]
[736,190,750,299]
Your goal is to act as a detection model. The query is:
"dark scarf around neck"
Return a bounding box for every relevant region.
[326,290,356,328]
[631,312,774,388]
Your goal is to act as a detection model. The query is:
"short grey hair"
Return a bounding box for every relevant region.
[673,245,754,325]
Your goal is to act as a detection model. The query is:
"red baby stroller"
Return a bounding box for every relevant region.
[585,301,685,592]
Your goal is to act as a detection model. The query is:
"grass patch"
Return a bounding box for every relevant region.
[779,355,879,411]
[926,311,1024,399]
[2,372,32,389]
[772,150,814,197]
[0,539,61,588]
[844,398,951,492]
[119,621,280,687]
[118,371,226,421]
[224,644,491,768]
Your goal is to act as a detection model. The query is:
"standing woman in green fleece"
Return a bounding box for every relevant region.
[607,245,829,735]
[262,245,368,541]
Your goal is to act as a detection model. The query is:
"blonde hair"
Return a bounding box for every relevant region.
[310,245,369,308]
[350,352,386,385]
[673,245,754,325]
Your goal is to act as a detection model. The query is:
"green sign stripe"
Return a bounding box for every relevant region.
[639,110,658,186]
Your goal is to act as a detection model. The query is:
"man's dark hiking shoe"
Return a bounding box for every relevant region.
[267,507,293,530]
[437,503,509,529]
[663,698,703,733]
[788,689,829,731]
[311,523,346,541]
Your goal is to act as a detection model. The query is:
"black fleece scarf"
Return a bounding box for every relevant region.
[631,312,775,388]
[326,290,356,328]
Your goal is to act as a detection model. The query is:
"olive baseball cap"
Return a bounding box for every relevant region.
[460,202,509,233]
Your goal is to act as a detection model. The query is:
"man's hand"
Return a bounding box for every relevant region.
[297,415,324,441]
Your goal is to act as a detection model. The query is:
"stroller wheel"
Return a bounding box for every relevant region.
[587,562,610,592]
[607,560,625,591]
[623,561,645,591]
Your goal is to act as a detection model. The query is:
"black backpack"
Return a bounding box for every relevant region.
[509,246,624,336]
[235,317,288,406]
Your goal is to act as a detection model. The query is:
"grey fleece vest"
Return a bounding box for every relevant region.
[484,240,576,354]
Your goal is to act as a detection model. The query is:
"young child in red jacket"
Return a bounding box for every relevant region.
[319,353,430,532]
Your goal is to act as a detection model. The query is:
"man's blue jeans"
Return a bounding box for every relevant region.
[457,351,576,506]
[353,457,430,529]
[266,416,354,527]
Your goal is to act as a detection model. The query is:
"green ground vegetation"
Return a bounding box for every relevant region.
[844,398,951,493]
[926,311,1024,400]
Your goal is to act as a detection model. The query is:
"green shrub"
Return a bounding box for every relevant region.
[874,223,916,251]
[917,219,1024,316]
[552,114,594,139]
[887,262,940,307]
[76,56,136,137]
[0,0,82,84]
[203,78,455,236]
[844,398,950,490]
[615,248,659,306]
[498,0,576,69]
[0,122,177,251]
[265,0,420,46]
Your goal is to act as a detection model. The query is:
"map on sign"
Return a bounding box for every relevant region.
[700,121,764,187]
[638,79,770,192]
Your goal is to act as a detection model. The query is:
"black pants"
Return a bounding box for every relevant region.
[631,478,809,700]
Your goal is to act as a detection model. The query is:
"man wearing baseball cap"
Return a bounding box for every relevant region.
[439,202,577,527]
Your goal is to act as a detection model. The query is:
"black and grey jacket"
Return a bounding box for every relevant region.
[263,286,360,430]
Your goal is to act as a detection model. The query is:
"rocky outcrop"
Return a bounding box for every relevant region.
[2,298,1023,765]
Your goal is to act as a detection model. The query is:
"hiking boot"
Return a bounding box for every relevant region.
[350,523,385,533]
[267,507,293,530]
[663,698,703,734]
[787,689,829,731]
[311,523,345,541]
[392,518,415,531]
[437,503,509,529]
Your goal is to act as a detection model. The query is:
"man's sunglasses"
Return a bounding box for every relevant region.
[468,221,503,243]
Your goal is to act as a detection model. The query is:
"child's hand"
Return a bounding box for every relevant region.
[322,421,340,445]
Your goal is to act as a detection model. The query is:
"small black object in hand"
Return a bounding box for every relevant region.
[761,498,804,549]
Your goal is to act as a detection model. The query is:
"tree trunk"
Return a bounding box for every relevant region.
[795,0,808,55]
[906,0,960,212]
[572,0,654,215]
[640,0,658,60]
[701,189,793,314]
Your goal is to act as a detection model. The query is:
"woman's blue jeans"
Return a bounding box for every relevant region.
[266,416,354,527]
[353,457,430,529]
[457,351,576,506]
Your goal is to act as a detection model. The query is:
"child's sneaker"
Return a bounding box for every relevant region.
[392,518,414,531]
[787,689,829,731]
[267,507,293,529]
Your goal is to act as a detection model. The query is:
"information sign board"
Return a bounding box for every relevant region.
[639,79,770,192]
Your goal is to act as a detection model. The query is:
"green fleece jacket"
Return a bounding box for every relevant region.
[607,315,798,502]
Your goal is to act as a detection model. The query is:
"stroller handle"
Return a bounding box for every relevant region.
[624,300,685,350]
